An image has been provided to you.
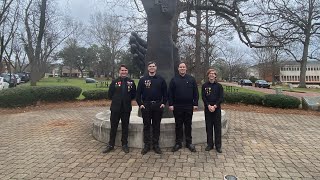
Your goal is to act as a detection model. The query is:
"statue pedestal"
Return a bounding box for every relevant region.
[93,106,228,148]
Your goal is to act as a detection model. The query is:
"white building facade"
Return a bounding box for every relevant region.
[280,61,320,85]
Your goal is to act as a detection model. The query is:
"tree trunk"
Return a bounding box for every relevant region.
[27,0,47,86]
[204,8,209,81]
[298,36,310,88]
[195,0,202,84]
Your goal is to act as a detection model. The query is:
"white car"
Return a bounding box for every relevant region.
[0,77,9,90]
[14,74,21,84]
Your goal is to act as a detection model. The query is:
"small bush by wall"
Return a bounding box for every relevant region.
[263,94,301,109]
[82,89,108,100]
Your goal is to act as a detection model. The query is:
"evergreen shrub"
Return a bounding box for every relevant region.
[82,89,108,100]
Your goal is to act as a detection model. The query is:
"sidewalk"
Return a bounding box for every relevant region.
[0,107,320,179]
[220,82,320,98]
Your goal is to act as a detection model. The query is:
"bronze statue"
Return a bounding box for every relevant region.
[141,0,177,84]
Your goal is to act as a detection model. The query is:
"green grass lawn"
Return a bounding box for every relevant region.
[21,77,112,99]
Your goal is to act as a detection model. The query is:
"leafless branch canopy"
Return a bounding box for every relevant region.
[184,0,285,48]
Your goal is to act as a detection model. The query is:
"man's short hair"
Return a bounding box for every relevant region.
[147,61,156,66]
[119,64,128,70]
[206,69,217,76]
[178,62,187,67]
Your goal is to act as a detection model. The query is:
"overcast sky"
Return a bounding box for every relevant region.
[57,0,140,24]
[57,0,106,23]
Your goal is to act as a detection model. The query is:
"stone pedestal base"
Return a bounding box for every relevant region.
[93,107,228,148]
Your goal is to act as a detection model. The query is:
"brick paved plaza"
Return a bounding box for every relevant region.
[0,107,319,179]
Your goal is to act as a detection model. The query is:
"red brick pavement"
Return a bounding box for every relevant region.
[0,107,320,179]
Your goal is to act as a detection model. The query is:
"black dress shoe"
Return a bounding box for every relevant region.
[216,147,222,153]
[171,144,182,152]
[102,145,114,153]
[205,145,214,151]
[122,145,129,153]
[186,144,196,152]
[141,145,150,155]
[153,146,162,154]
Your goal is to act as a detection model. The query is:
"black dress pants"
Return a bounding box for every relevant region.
[173,108,193,145]
[108,111,130,146]
[141,102,163,146]
[204,108,221,148]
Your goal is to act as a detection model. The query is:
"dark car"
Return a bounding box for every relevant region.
[255,80,270,88]
[240,79,253,86]
[17,72,30,83]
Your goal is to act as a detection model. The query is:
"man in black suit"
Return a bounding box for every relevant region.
[168,62,199,152]
[102,64,136,153]
[136,61,167,155]
[202,69,224,153]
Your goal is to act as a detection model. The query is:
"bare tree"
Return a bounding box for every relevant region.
[218,46,247,81]
[0,0,19,72]
[256,0,320,87]
[90,13,126,79]
[22,0,76,86]
[252,42,282,85]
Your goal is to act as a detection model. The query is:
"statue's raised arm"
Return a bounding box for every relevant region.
[140,0,177,83]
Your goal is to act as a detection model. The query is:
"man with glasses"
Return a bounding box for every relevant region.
[201,69,224,153]
[136,61,167,155]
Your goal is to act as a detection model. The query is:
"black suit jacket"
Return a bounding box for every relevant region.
[108,77,136,112]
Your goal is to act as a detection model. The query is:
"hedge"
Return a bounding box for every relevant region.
[263,94,301,109]
[0,86,82,108]
[224,92,301,109]
[224,92,264,105]
[82,89,108,100]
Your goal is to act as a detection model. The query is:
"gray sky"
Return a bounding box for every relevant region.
[57,0,141,24]
[57,0,105,23]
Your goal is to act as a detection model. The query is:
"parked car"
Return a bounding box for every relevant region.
[255,80,270,88]
[14,74,21,84]
[0,77,9,90]
[17,72,30,83]
[0,74,17,88]
[240,79,253,86]
[85,78,98,83]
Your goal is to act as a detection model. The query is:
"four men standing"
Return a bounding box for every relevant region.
[103,63,224,154]
[168,63,199,152]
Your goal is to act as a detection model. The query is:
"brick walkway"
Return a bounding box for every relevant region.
[0,107,320,179]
